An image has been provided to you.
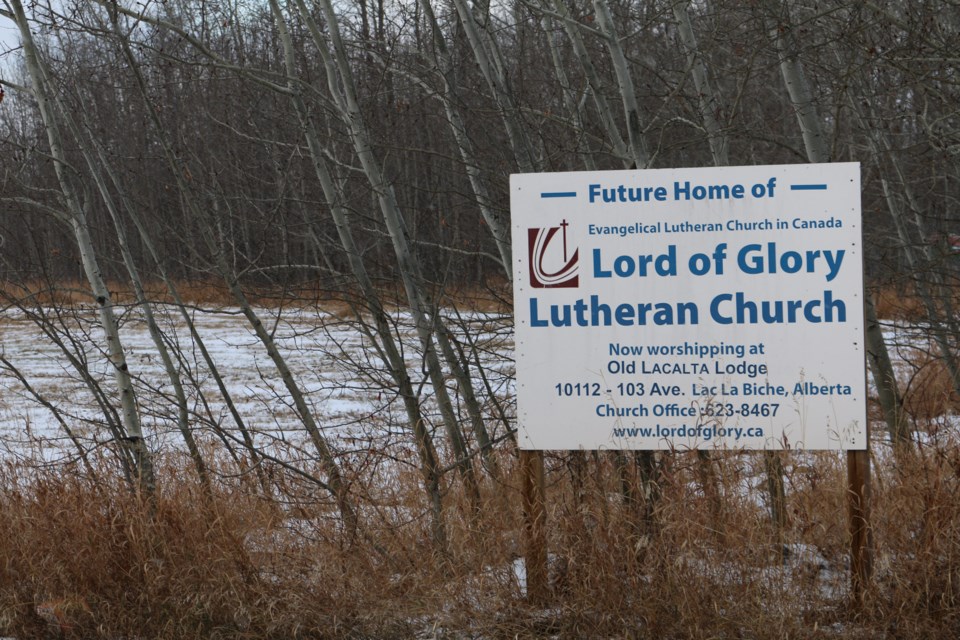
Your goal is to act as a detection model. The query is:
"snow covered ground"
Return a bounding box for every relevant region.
[0,304,516,460]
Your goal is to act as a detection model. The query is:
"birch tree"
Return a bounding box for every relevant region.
[99,2,359,530]
[279,0,491,503]
[2,0,155,496]
[268,0,449,550]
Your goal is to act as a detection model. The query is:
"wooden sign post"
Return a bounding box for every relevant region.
[847,446,872,607]
[520,450,548,603]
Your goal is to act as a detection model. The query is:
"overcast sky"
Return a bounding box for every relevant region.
[0,17,20,72]
[0,19,17,44]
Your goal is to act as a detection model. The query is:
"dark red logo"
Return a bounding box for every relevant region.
[528,220,579,288]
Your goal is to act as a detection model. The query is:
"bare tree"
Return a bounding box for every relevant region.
[2,0,155,496]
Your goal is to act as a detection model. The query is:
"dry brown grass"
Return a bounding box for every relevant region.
[0,457,452,639]
[0,437,957,639]
[903,352,960,422]
[0,278,339,310]
[873,283,928,322]
[0,278,513,315]
[873,280,960,325]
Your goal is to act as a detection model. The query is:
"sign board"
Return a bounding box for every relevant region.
[511,163,865,450]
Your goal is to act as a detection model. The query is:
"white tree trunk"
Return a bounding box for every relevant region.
[445,0,542,172]
[272,0,449,551]
[7,0,154,495]
[673,2,729,166]
[592,0,650,168]
[108,8,356,527]
[419,0,513,278]
[545,0,632,165]
[288,0,485,506]
[543,15,598,171]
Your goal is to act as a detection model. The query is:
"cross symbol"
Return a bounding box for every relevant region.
[560,219,569,262]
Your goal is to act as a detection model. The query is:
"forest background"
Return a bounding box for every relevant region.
[0,0,958,637]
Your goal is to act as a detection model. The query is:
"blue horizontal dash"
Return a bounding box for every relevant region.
[541,191,577,198]
[790,184,827,191]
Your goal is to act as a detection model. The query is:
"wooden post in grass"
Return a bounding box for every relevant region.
[521,450,548,603]
[847,445,872,608]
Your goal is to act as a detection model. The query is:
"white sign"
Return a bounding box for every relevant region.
[511,163,865,450]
